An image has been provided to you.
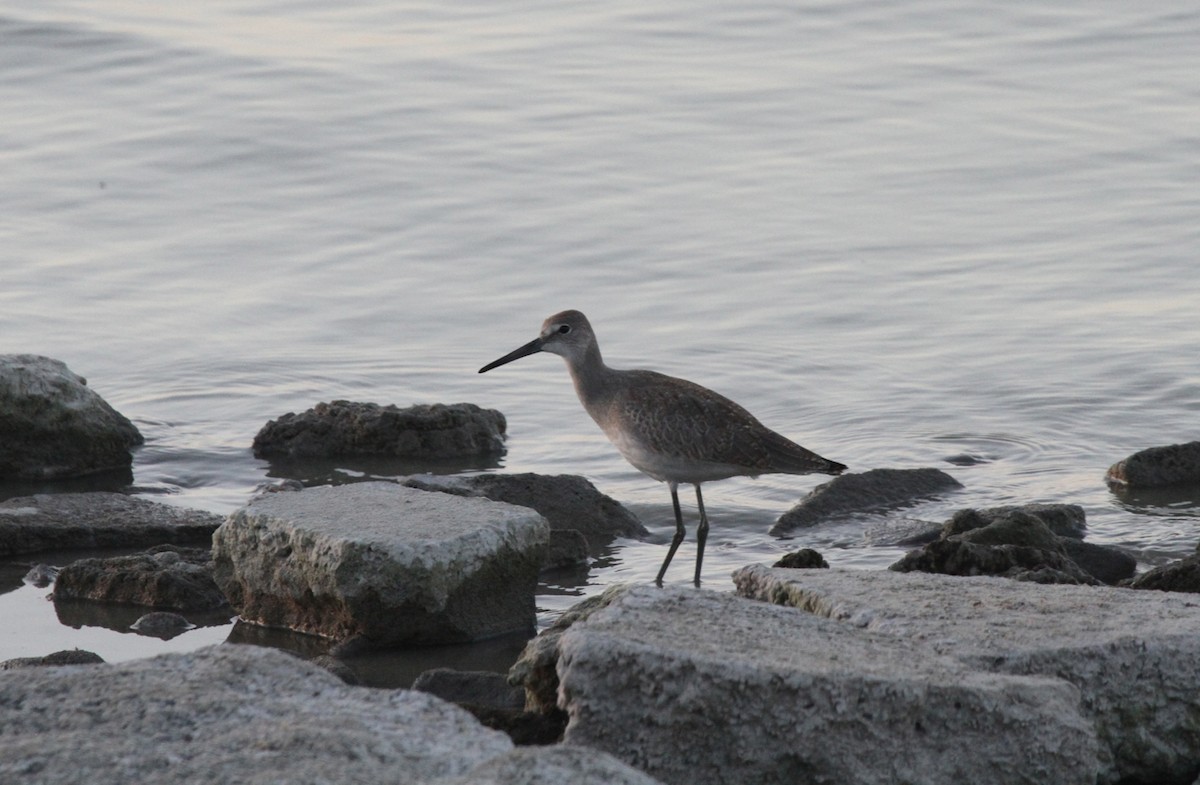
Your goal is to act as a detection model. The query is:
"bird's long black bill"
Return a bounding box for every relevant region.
[478,337,544,373]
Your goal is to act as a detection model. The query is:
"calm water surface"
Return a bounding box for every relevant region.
[2,1,1198,673]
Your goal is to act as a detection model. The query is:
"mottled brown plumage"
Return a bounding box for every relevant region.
[479,309,845,585]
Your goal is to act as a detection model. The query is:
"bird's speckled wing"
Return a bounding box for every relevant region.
[604,370,840,477]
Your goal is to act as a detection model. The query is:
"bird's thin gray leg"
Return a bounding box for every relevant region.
[693,484,709,586]
[656,481,686,586]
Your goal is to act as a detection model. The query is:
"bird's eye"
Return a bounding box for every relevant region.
[557,324,571,334]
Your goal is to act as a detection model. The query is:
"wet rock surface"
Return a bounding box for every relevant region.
[891,503,1135,585]
[771,548,829,568]
[0,492,223,557]
[252,400,507,459]
[0,354,144,480]
[770,467,962,534]
[1126,550,1200,593]
[1106,441,1200,488]
[212,482,548,646]
[53,545,229,611]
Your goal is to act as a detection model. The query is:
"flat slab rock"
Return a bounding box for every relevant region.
[557,585,1097,785]
[734,565,1200,785]
[0,492,223,557]
[0,644,660,785]
[212,482,549,645]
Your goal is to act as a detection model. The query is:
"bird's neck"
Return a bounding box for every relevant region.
[564,344,612,408]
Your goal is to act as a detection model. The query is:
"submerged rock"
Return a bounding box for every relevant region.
[0,649,105,670]
[770,467,962,535]
[212,482,548,646]
[252,400,507,459]
[53,545,229,611]
[1106,441,1200,488]
[0,354,143,480]
[891,504,1135,586]
[129,611,195,639]
[22,563,59,587]
[0,492,223,557]
[413,668,525,711]
[1126,550,1200,593]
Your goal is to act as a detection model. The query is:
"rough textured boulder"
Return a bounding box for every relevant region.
[770,467,961,534]
[1126,551,1200,593]
[0,492,222,557]
[53,545,229,611]
[433,746,666,785]
[0,354,143,480]
[403,473,648,550]
[734,565,1200,785]
[0,649,104,670]
[891,504,1135,585]
[772,548,828,568]
[212,482,549,646]
[556,585,1096,785]
[0,645,514,784]
[252,400,506,459]
[1106,441,1200,488]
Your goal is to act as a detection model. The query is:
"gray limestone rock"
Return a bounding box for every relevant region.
[771,467,962,534]
[1106,441,1200,488]
[557,585,1097,785]
[0,644,513,785]
[53,545,229,611]
[0,354,143,480]
[403,472,648,550]
[431,746,666,785]
[212,482,549,646]
[734,565,1200,785]
[0,492,223,557]
[252,400,507,459]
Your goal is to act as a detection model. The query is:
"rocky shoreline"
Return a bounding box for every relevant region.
[4,354,1200,784]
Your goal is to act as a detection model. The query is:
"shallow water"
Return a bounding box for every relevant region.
[2,1,1199,675]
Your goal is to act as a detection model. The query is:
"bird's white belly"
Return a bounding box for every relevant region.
[604,427,748,484]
